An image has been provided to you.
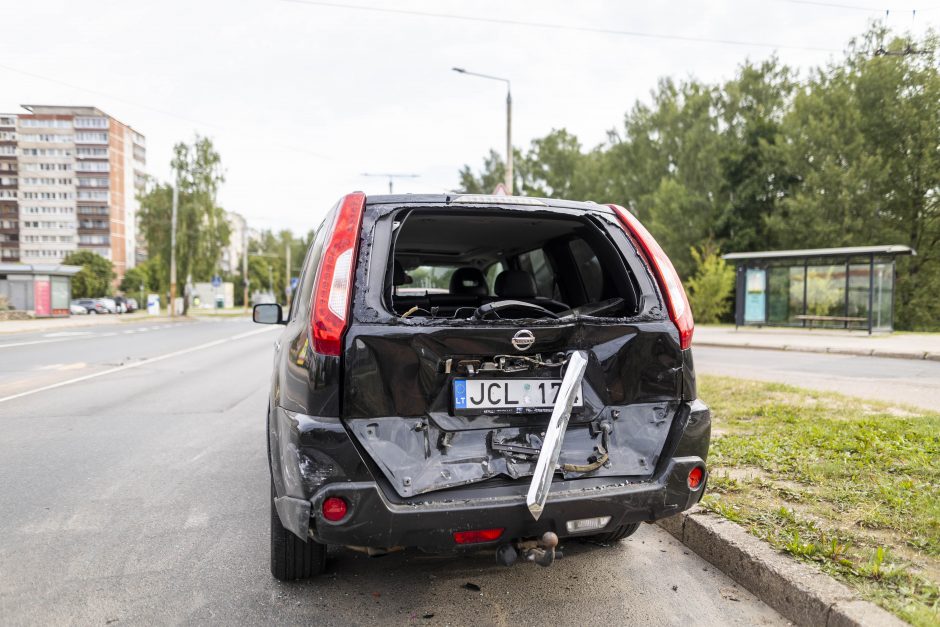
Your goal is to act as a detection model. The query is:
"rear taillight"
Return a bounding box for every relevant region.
[688,466,704,489]
[453,528,504,544]
[322,496,348,522]
[311,192,366,356]
[609,204,694,350]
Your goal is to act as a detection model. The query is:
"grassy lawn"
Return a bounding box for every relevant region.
[699,375,939,626]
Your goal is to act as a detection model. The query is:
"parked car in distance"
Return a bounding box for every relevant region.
[72,298,108,315]
[254,192,709,581]
[125,297,138,313]
[97,298,118,314]
[69,302,88,315]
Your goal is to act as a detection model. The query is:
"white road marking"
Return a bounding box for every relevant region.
[0,326,277,405]
[42,331,94,338]
[0,338,66,350]
[37,362,87,371]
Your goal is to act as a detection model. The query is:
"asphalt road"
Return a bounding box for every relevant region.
[694,345,940,411]
[0,317,785,625]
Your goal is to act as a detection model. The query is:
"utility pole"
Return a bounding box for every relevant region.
[452,67,513,193]
[169,179,178,316]
[361,173,419,194]
[242,227,248,310]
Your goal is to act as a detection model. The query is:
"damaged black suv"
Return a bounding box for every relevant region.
[253,192,709,580]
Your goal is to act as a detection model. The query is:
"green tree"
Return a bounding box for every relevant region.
[519,129,603,199]
[715,58,797,252]
[458,148,523,194]
[247,228,314,305]
[771,28,940,329]
[119,258,164,303]
[248,256,282,298]
[686,244,735,323]
[456,26,940,330]
[63,251,114,298]
[138,135,230,313]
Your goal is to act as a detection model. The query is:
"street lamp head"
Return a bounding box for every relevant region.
[452,67,466,73]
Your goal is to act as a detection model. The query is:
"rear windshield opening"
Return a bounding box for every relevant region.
[386,209,639,321]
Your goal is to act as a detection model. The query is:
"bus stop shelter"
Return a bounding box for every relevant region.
[723,245,915,333]
[0,263,81,318]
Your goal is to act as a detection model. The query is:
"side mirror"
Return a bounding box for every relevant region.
[253,303,284,325]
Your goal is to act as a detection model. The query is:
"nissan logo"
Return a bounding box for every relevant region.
[511,329,535,351]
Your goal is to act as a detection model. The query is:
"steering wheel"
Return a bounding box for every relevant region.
[473,300,560,320]
[560,297,625,318]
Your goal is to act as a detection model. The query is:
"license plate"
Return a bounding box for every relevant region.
[452,378,583,414]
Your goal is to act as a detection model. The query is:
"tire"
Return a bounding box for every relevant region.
[88,309,97,315]
[584,522,641,544]
[270,482,326,581]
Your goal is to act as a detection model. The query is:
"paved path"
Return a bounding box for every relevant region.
[696,325,940,361]
[0,319,784,625]
[695,345,940,411]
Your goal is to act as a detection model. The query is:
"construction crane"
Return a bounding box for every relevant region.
[361,172,420,194]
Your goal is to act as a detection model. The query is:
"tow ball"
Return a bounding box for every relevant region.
[496,532,560,567]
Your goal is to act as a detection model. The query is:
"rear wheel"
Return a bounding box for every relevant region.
[270,482,326,581]
[584,522,640,544]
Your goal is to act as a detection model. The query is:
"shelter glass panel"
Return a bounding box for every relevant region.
[806,264,846,327]
[872,262,893,331]
[847,263,870,330]
[788,266,805,324]
[767,266,795,324]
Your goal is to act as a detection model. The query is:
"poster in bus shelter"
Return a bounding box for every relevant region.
[744,268,766,323]
[33,279,51,317]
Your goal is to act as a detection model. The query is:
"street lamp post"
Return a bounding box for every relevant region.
[452,67,512,194]
[169,178,178,316]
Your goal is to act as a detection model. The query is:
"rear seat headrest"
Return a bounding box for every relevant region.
[449,267,488,296]
[495,270,537,299]
[393,260,413,286]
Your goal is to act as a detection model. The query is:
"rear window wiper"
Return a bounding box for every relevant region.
[558,297,625,319]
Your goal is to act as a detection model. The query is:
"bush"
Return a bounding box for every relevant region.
[63,251,114,298]
[686,244,735,323]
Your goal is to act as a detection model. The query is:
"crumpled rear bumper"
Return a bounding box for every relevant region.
[276,456,707,550]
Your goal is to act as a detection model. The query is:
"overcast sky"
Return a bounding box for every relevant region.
[1,0,936,233]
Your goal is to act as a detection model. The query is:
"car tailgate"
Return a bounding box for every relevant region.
[343,318,686,498]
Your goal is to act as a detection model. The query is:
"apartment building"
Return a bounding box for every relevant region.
[0,115,17,262]
[221,211,260,275]
[0,105,146,279]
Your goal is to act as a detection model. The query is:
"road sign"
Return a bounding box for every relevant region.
[211,275,222,288]
[290,277,299,291]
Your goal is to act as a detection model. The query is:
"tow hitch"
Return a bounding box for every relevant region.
[496,532,560,567]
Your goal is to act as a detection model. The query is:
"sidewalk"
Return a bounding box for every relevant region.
[0,313,193,334]
[696,325,940,361]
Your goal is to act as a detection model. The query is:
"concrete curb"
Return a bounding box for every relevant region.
[696,341,928,362]
[657,509,906,626]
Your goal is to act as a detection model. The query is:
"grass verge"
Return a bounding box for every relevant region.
[699,375,939,626]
